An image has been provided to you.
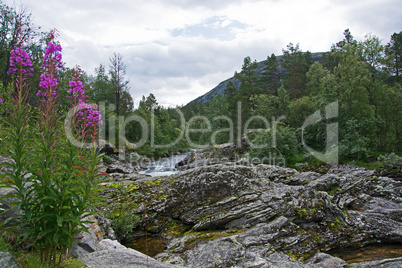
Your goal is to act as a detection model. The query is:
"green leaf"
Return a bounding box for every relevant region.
[57,215,63,227]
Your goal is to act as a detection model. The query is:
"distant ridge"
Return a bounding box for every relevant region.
[188,52,326,105]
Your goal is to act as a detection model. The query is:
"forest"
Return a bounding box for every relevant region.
[179,30,402,167]
[0,2,401,167]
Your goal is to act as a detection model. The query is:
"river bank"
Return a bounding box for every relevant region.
[90,145,402,267]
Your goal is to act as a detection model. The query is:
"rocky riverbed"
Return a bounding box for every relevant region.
[93,147,402,267]
[1,146,401,267]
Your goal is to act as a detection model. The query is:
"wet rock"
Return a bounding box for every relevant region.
[307,252,347,267]
[81,239,179,268]
[105,160,137,174]
[97,139,117,155]
[184,236,244,268]
[263,252,307,268]
[96,213,117,240]
[71,215,104,258]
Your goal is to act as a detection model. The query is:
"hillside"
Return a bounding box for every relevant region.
[189,52,326,105]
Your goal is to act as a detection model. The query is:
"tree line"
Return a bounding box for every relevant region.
[182,29,401,165]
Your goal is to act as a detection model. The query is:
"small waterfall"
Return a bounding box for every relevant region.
[138,153,188,177]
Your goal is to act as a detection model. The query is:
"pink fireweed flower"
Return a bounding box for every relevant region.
[37,31,63,98]
[39,73,58,89]
[42,41,63,69]
[76,100,103,127]
[86,109,102,127]
[67,80,85,99]
[0,97,3,105]
[67,66,103,143]
[7,46,34,76]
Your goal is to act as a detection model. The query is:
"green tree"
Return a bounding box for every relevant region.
[224,81,238,128]
[277,84,290,117]
[234,56,259,110]
[360,33,387,81]
[333,43,376,159]
[252,94,281,120]
[323,29,357,72]
[224,80,237,102]
[88,64,113,105]
[386,31,402,84]
[261,53,281,95]
[375,83,401,151]
[249,123,299,164]
[133,93,183,157]
[282,43,301,99]
[288,96,316,127]
[334,44,373,120]
[281,43,312,99]
[305,61,330,102]
[0,3,36,86]
[109,52,131,117]
[335,29,356,48]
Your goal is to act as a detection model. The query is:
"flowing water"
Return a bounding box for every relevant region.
[138,153,188,177]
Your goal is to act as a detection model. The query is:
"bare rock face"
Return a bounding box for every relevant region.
[81,239,179,268]
[98,161,402,268]
[71,215,104,258]
[97,139,117,155]
[0,252,19,268]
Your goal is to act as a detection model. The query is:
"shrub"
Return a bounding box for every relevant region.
[377,153,402,169]
[248,123,299,164]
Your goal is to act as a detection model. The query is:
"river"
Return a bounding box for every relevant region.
[138,153,188,177]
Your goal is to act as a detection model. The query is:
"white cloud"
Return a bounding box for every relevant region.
[4,0,401,107]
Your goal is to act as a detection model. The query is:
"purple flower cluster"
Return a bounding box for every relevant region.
[37,32,63,98]
[37,73,58,97]
[86,107,103,127]
[67,80,85,99]
[7,46,34,76]
[0,98,3,105]
[77,100,103,127]
[68,67,103,129]
[42,41,63,69]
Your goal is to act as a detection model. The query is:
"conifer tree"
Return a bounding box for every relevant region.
[261,53,281,95]
[109,52,130,117]
[234,56,259,110]
[386,31,402,83]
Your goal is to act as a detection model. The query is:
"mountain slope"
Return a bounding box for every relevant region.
[189,52,326,105]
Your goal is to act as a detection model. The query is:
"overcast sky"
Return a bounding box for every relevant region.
[4,0,402,107]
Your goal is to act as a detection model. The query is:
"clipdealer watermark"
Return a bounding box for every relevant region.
[64,101,339,167]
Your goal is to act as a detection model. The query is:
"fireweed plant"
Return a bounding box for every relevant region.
[1,30,103,267]
[0,32,33,244]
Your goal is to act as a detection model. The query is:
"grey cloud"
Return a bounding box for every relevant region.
[120,36,281,105]
[172,16,249,41]
[159,0,257,10]
[329,0,401,41]
[351,1,401,40]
